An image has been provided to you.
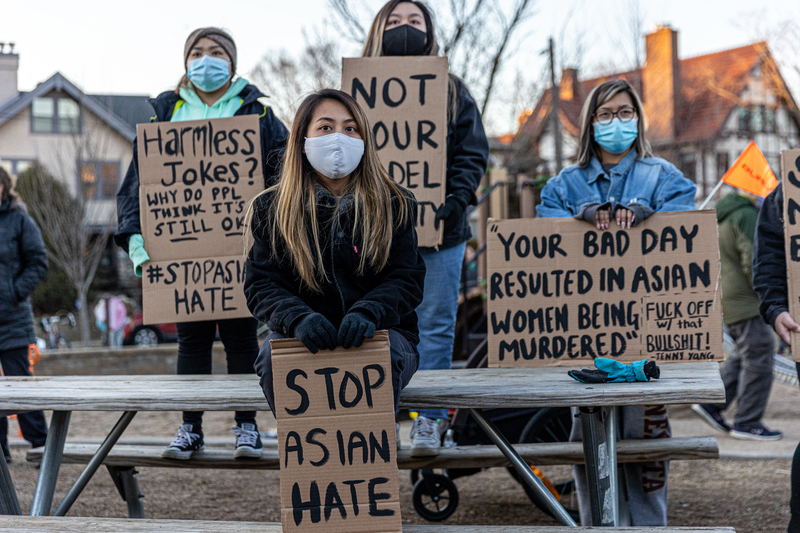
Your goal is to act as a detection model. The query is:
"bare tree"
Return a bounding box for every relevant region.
[250,30,342,126]
[16,113,115,344]
[328,0,538,118]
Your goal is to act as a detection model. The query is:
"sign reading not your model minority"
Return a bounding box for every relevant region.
[342,57,448,248]
[486,212,723,367]
[781,149,800,362]
[272,331,402,533]
[136,115,263,324]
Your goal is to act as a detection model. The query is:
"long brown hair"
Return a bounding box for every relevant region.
[577,79,652,167]
[0,167,20,205]
[245,89,410,293]
[361,0,459,124]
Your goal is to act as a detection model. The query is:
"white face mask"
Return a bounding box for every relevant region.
[304,133,365,180]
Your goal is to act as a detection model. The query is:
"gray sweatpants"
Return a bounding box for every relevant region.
[570,405,671,526]
[716,316,775,427]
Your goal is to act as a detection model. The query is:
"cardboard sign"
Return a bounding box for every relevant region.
[486,212,723,367]
[782,149,800,361]
[136,115,263,324]
[342,57,448,247]
[272,331,402,532]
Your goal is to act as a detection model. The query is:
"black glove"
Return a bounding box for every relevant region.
[337,312,377,349]
[292,313,337,354]
[435,198,465,234]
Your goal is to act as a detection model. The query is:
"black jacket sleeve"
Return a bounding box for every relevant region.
[115,138,141,252]
[14,211,48,301]
[244,194,316,335]
[753,183,787,326]
[350,194,426,330]
[446,78,489,209]
[260,107,289,187]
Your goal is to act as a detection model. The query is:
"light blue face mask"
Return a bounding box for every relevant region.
[593,118,638,154]
[187,55,231,93]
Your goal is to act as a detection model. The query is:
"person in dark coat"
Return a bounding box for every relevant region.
[0,167,49,463]
[114,27,288,461]
[245,89,425,417]
[360,0,490,456]
[752,182,800,532]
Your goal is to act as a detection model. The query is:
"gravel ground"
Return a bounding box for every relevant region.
[3,406,794,532]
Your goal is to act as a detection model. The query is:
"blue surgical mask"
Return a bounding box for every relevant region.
[593,118,638,154]
[187,55,231,93]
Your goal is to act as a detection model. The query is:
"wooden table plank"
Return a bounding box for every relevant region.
[0,362,724,411]
[26,437,718,470]
[0,516,737,532]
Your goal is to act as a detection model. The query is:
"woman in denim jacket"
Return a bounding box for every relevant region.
[537,79,696,526]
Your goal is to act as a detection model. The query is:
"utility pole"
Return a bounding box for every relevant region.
[549,37,564,173]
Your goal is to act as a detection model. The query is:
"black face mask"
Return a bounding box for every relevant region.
[382,25,428,56]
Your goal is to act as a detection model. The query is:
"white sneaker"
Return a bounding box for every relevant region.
[233,423,263,459]
[410,416,442,457]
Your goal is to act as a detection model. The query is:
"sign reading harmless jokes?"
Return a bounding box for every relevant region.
[136,115,263,325]
[272,331,401,533]
[486,212,723,367]
[342,57,448,248]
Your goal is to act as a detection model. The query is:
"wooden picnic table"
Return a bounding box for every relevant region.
[0,362,725,527]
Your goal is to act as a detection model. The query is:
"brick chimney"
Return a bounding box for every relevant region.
[643,25,680,143]
[0,43,19,106]
[560,68,579,101]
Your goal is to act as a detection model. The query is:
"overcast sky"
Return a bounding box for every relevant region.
[3,0,800,134]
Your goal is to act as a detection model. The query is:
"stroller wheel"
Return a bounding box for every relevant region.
[412,473,459,521]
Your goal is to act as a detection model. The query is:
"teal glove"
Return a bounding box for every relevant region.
[128,234,150,278]
[568,358,660,384]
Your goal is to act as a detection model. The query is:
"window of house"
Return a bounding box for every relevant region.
[716,153,730,179]
[31,97,81,134]
[80,161,120,200]
[752,106,764,132]
[0,159,35,176]
[764,107,777,133]
[737,107,751,132]
[680,153,697,182]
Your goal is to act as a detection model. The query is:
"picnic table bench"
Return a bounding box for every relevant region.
[0,516,737,532]
[0,362,725,528]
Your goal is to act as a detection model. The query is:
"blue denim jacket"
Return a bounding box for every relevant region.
[536,149,696,218]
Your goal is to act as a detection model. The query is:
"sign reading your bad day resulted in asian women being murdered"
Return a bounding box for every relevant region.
[486,212,723,367]
[136,115,263,324]
[342,57,448,248]
[272,331,402,533]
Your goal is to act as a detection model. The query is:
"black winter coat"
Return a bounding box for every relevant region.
[434,77,489,251]
[753,182,787,326]
[0,200,48,351]
[115,84,289,252]
[244,188,426,345]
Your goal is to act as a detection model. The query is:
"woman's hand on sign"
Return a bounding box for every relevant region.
[596,206,612,230]
[615,207,635,230]
[293,313,338,354]
[774,311,800,345]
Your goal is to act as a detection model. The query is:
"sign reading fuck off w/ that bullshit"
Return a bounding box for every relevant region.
[136,115,263,324]
[486,212,724,367]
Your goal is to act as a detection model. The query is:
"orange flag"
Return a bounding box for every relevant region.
[721,141,778,197]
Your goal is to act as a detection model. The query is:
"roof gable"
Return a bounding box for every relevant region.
[0,72,144,141]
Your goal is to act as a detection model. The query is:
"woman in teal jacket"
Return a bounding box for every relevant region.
[115,27,288,461]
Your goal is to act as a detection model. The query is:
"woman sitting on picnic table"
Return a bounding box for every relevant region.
[537,78,696,526]
[244,89,425,415]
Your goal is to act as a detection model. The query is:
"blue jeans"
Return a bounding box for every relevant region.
[416,242,466,420]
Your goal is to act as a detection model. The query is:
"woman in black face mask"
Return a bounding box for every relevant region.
[362,1,490,458]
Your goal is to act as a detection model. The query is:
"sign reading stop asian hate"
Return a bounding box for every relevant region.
[272,332,402,533]
[342,57,448,248]
[486,212,723,367]
[136,115,263,324]
[781,149,800,362]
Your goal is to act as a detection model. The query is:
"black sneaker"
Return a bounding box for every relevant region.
[691,404,731,433]
[162,424,204,460]
[233,422,263,459]
[730,424,783,441]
